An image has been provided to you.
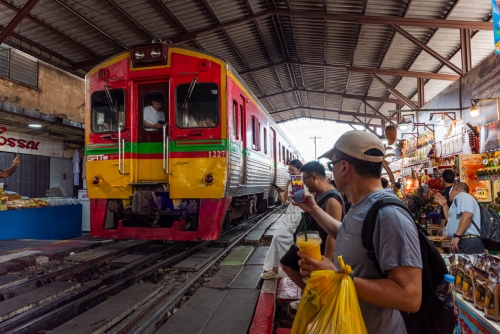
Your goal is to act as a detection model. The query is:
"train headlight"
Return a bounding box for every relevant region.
[130,43,168,68]
[134,49,145,60]
[151,47,161,59]
[204,174,214,185]
[92,176,100,185]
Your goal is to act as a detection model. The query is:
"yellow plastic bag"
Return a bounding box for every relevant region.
[291,256,368,334]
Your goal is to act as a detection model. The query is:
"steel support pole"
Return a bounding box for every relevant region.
[460,29,472,74]
[309,136,322,160]
[417,78,425,108]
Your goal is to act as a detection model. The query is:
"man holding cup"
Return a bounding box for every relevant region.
[0,155,20,178]
[293,131,422,333]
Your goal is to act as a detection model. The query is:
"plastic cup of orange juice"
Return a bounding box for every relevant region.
[296,231,322,262]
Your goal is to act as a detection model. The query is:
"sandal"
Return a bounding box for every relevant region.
[260,271,281,280]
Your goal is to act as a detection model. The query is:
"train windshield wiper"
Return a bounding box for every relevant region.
[104,85,117,114]
[181,78,198,111]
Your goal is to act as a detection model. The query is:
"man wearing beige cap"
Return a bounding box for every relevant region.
[293,130,422,334]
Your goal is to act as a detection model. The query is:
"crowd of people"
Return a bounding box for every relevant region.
[260,130,484,333]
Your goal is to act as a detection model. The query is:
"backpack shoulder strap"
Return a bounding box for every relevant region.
[470,200,483,232]
[362,197,413,277]
[317,190,344,217]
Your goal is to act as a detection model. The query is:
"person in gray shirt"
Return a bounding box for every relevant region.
[436,182,483,254]
[293,130,423,334]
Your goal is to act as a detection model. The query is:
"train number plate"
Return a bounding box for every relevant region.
[208,150,226,158]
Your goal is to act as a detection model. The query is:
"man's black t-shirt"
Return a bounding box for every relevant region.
[280,189,343,271]
[439,186,453,221]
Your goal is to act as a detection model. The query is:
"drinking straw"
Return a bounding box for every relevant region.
[301,212,308,241]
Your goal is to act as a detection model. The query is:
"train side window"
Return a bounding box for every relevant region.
[143,92,166,131]
[91,89,125,133]
[278,142,281,161]
[263,127,267,154]
[239,104,243,141]
[233,100,238,140]
[175,82,219,128]
[251,116,260,150]
[282,146,285,165]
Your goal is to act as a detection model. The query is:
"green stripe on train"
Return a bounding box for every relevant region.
[86,140,229,155]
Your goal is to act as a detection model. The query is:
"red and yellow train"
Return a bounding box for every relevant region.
[85,41,302,241]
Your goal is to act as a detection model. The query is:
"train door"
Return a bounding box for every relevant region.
[238,95,247,188]
[136,82,169,182]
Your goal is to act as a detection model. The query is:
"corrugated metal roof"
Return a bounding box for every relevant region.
[0,0,494,127]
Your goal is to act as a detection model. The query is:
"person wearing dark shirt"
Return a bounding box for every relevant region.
[380,177,389,188]
[439,169,455,235]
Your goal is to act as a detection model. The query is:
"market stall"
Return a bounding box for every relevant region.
[0,193,82,240]
[455,297,500,334]
[393,118,500,333]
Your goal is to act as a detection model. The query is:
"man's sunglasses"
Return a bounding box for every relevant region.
[327,159,343,171]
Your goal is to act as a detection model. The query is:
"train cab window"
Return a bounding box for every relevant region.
[91,89,125,133]
[175,82,219,128]
[282,146,285,164]
[143,92,166,131]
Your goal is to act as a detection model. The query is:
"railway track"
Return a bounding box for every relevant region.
[0,209,277,334]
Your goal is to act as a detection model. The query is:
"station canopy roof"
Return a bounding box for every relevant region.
[0,0,494,130]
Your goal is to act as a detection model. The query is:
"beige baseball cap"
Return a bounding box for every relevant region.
[318,130,385,162]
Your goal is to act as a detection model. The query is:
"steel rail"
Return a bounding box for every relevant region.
[3,210,273,333]
[119,210,276,333]
[3,240,206,333]
[0,240,158,301]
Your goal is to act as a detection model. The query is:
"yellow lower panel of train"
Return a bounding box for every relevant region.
[169,157,227,199]
[136,158,170,182]
[86,159,133,199]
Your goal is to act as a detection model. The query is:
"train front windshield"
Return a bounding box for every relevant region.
[175,82,219,128]
[91,89,126,133]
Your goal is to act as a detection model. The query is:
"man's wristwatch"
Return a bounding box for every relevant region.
[453,233,462,239]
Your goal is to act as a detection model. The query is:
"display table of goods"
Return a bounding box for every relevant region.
[0,197,82,240]
[446,253,500,333]
[0,195,80,210]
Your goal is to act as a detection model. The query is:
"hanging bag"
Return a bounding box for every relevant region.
[291,256,367,334]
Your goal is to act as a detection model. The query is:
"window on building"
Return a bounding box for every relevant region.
[0,44,38,87]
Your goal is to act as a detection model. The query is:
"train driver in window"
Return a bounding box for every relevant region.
[203,113,218,127]
[143,97,165,131]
